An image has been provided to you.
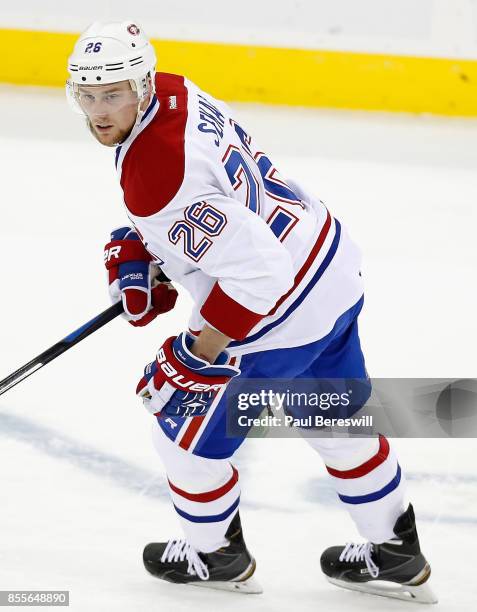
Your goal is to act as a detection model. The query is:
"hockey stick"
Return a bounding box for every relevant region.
[0,301,124,397]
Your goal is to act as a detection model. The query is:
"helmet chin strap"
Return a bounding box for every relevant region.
[129,72,155,132]
[123,91,152,144]
[133,97,147,130]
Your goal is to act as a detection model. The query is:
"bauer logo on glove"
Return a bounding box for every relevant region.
[136,332,241,418]
[104,227,178,327]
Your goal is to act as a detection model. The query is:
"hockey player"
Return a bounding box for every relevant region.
[67,21,437,603]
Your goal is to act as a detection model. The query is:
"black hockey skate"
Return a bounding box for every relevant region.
[320,504,437,603]
[143,512,262,594]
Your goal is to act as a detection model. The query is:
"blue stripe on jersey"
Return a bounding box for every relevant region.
[141,94,158,123]
[173,496,240,523]
[115,146,121,169]
[229,219,341,348]
[338,465,402,505]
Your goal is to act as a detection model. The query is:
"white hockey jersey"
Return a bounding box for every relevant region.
[115,73,364,356]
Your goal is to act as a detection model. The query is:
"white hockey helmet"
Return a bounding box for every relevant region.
[66,21,156,115]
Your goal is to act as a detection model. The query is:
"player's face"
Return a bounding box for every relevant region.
[77,81,145,146]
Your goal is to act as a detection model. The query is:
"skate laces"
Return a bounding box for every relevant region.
[161,539,210,581]
[339,542,379,579]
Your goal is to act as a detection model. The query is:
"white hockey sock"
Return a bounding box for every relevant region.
[152,421,241,553]
[305,435,406,543]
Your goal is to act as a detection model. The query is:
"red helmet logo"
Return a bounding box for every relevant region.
[127,24,140,36]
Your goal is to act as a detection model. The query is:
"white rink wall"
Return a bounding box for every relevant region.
[1,0,477,58]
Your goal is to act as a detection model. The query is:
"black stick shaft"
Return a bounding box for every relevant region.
[0,301,124,397]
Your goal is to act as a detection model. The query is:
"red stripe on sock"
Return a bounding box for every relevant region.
[169,466,239,502]
[326,435,390,479]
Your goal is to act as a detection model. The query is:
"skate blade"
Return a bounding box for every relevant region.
[191,576,263,594]
[326,576,438,604]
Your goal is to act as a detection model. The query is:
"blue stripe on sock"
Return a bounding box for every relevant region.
[338,465,402,505]
[173,496,240,523]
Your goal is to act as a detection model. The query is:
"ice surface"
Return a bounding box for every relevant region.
[0,85,476,610]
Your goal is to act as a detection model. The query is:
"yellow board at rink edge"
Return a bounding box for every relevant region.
[1,27,476,116]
